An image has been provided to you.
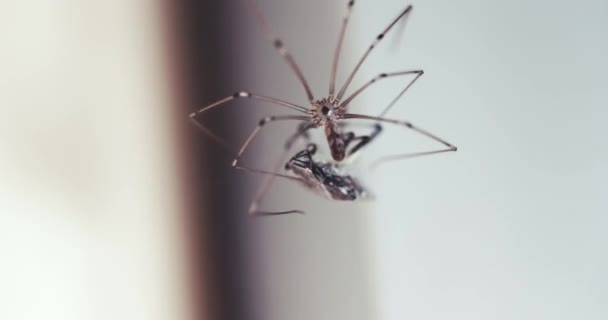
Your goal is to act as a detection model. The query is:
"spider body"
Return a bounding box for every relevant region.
[310,96,348,161]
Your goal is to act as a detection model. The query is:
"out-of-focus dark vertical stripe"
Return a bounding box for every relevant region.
[160,0,207,318]
[166,1,251,320]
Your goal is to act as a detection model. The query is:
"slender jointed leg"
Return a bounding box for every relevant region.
[336,4,413,100]
[343,123,383,158]
[329,0,355,96]
[247,122,315,216]
[286,143,317,172]
[248,147,305,216]
[232,115,311,180]
[244,0,315,102]
[188,117,234,154]
[285,122,315,149]
[189,91,307,150]
[339,69,424,113]
[190,91,308,118]
[371,148,457,169]
[341,113,457,164]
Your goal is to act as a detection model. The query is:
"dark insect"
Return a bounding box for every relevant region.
[248,133,371,216]
[287,145,367,201]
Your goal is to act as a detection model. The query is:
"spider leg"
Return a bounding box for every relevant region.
[232,115,311,178]
[246,124,316,217]
[336,4,413,100]
[248,148,304,216]
[190,92,307,117]
[329,0,355,96]
[370,148,457,169]
[244,0,315,102]
[189,117,234,153]
[339,69,424,115]
[189,92,307,150]
[248,147,306,216]
[341,113,457,164]
[285,122,315,149]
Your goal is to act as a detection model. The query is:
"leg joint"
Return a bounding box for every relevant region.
[233,91,251,98]
[259,116,275,126]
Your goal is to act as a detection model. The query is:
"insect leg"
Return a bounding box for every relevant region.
[244,0,315,102]
[247,126,316,217]
[336,4,413,100]
[341,113,457,163]
[286,144,317,171]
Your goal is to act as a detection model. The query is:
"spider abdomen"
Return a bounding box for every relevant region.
[325,121,346,161]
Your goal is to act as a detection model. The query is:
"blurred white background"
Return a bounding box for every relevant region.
[0,1,194,320]
[351,1,608,319]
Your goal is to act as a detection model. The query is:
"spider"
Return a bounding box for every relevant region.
[189,0,457,183]
[244,120,447,216]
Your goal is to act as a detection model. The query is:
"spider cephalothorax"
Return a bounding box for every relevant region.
[308,96,350,160]
[311,96,344,125]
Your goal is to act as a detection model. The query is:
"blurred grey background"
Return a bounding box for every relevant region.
[0,0,607,320]
[357,1,608,319]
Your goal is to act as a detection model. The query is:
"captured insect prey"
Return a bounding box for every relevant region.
[248,143,371,216]
[285,144,369,202]
[189,0,458,215]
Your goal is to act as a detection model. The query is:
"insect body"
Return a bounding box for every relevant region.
[285,144,368,201]
[248,142,370,216]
